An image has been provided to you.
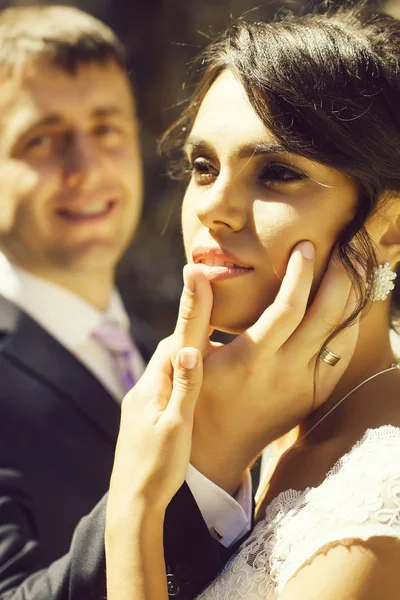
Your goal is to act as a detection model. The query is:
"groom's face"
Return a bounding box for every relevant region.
[0,59,143,277]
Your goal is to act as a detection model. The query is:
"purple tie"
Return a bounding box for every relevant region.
[92,319,138,394]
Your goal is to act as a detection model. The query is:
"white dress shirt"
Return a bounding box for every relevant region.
[0,253,251,547]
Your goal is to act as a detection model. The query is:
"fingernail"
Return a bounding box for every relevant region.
[296,241,315,260]
[180,348,198,369]
[183,265,195,292]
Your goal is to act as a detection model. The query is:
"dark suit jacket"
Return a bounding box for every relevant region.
[0,296,237,600]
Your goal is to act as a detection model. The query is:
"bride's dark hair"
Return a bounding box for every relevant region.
[161,2,400,334]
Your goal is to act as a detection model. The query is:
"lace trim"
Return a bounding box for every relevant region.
[197,425,400,599]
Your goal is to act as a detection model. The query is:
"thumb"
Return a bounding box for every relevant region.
[165,347,203,422]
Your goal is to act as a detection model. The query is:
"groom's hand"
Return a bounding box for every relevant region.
[172,242,360,494]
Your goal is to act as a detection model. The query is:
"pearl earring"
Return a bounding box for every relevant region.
[369,262,397,302]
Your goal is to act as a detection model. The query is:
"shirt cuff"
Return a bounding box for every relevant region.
[186,464,253,547]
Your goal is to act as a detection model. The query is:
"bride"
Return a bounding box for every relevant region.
[105,4,400,599]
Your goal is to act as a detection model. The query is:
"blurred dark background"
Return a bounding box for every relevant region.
[1,0,398,336]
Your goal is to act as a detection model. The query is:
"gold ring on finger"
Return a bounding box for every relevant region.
[319,346,341,367]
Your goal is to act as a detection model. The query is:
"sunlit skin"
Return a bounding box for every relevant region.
[182,69,359,333]
[181,67,400,510]
[0,59,143,309]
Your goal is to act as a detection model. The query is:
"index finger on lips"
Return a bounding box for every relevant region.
[243,241,315,355]
[173,264,213,355]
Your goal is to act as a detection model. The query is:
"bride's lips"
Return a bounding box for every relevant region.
[192,246,254,282]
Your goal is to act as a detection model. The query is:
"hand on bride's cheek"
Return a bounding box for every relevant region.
[181,70,359,334]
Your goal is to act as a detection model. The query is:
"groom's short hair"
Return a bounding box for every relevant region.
[0,5,126,77]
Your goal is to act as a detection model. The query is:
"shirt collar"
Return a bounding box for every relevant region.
[0,253,129,349]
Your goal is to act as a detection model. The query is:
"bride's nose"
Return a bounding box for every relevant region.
[195,178,247,233]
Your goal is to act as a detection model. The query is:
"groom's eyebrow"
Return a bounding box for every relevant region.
[184,137,288,159]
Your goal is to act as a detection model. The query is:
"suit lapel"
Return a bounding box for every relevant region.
[0,301,121,443]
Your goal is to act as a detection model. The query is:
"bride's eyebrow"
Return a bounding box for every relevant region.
[184,136,289,159]
[237,140,288,159]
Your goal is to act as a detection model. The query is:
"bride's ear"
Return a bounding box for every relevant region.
[370,195,400,267]
[380,218,400,267]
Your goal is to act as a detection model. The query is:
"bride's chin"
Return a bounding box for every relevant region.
[209,286,277,334]
[210,307,261,335]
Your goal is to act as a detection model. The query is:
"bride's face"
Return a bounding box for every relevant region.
[182,70,359,333]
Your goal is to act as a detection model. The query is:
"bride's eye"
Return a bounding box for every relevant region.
[259,163,306,186]
[187,157,219,185]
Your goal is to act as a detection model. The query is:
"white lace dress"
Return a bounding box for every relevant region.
[196,425,400,599]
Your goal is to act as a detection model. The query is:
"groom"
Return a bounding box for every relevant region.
[0,5,252,600]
